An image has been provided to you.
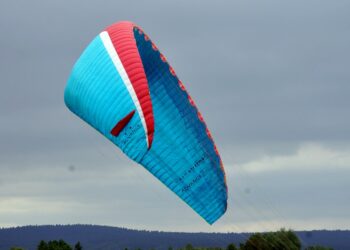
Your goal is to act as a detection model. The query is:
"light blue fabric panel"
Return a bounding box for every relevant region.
[65,35,148,162]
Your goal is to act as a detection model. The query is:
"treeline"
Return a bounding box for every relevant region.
[177,229,332,250]
[10,229,333,250]
[11,240,82,250]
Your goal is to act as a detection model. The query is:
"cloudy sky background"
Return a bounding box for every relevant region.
[0,0,349,232]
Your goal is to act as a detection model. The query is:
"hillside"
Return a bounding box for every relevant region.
[0,225,348,250]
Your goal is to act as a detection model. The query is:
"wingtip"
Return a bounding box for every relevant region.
[147,132,154,150]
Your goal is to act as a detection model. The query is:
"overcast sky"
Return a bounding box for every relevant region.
[0,0,349,232]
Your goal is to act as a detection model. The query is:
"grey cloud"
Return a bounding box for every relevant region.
[1,0,350,231]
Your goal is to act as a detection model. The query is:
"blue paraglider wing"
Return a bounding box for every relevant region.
[65,21,227,224]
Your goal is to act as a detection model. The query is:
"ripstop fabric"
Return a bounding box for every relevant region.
[64,21,228,224]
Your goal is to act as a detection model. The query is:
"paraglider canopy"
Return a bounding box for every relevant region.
[65,21,227,224]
